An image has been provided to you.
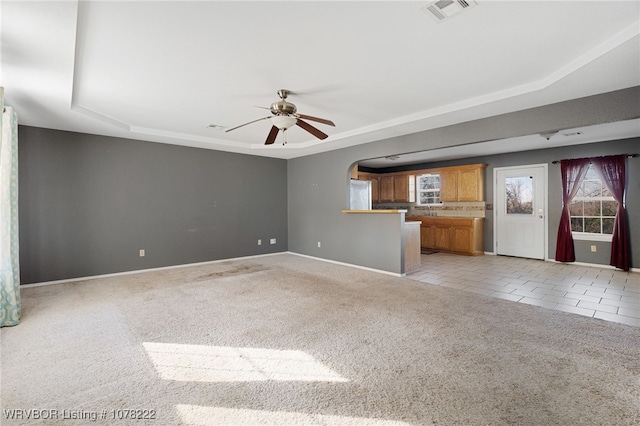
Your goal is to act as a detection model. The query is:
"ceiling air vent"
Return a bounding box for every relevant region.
[422,0,477,23]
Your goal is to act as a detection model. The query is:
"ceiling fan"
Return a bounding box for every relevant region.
[225,89,335,145]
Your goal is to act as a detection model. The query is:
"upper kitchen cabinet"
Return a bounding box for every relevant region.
[350,165,359,179]
[439,164,485,202]
[394,175,409,203]
[379,174,410,203]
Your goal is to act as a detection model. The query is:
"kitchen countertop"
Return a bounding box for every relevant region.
[406,215,484,220]
[341,209,408,214]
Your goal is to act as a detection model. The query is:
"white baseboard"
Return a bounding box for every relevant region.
[23,251,634,289]
[546,258,639,273]
[21,252,288,288]
[484,251,637,273]
[287,252,404,277]
[22,251,404,288]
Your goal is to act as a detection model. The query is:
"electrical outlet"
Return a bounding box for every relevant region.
[590,245,597,252]
[139,249,145,257]
[258,239,262,246]
[317,241,321,248]
[270,238,276,245]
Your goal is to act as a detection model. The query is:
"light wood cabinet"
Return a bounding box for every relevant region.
[433,219,453,251]
[350,166,359,180]
[410,216,484,256]
[393,175,410,203]
[379,175,394,202]
[457,167,484,201]
[439,164,485,202]
[359,163,483,204]
[439,169,458,202]
[420,225,435,249]
[450,219,481,254]
[378,174,409,203]
[370,177,379,203]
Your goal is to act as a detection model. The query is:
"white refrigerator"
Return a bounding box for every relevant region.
[349,180,372,210]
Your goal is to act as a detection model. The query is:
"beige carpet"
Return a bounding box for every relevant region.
[2,253,639,425]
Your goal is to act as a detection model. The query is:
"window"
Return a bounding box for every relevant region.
[416,174,441,205]
[505,176,533,215]
[569,164,617,239]
[408,175,416,203]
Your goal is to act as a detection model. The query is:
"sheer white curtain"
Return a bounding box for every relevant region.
[0,88,21,327]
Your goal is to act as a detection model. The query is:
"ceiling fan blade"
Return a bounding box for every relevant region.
[296,119,329,140]
[225,116,271,132]
[296,114,335,127]
[265,125,279,145]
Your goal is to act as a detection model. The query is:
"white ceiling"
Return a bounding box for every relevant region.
[2,1,639,161]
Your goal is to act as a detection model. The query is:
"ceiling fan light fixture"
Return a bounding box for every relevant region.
[270,115,297,130]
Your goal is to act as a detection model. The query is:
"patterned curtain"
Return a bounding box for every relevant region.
[0,89,21,327]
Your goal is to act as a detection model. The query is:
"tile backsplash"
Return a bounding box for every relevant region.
[374,201,486,218]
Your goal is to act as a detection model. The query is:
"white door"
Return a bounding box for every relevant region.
[495,165,547,260]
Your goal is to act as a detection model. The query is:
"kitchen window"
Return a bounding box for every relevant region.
[569,164,617,241]
[416,173,441,205]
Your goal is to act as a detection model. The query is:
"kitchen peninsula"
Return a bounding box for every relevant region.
[342,209,421,273]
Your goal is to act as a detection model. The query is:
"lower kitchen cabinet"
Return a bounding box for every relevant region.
[411,217,484,256]
[420,226,436,249]
[433,219,453,251]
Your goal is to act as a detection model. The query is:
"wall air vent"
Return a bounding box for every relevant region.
[422,0,477,23]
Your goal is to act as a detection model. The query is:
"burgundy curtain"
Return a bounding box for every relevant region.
[555,158,590,262]
[592,155,630,271]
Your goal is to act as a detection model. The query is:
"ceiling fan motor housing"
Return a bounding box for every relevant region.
[270,100,297,116]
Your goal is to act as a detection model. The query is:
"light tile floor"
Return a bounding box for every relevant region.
[406,252,640,327]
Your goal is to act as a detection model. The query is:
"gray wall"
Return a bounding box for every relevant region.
[288,87,640,273]
[18,87,640,282]
[19,126,288,284]
[288,156,405,274]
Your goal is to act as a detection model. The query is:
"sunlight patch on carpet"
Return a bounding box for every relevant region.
[176,405,411,425]
[143,342,348,383]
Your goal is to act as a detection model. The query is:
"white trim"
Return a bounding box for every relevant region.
[21,252,288,288]
[546,259,639,274]
[572,232,613,242]
[288,252,404,277]
[486,253,637,273]
[415,173,442,206]
[493,163,549,261]
[22,251,403,288]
